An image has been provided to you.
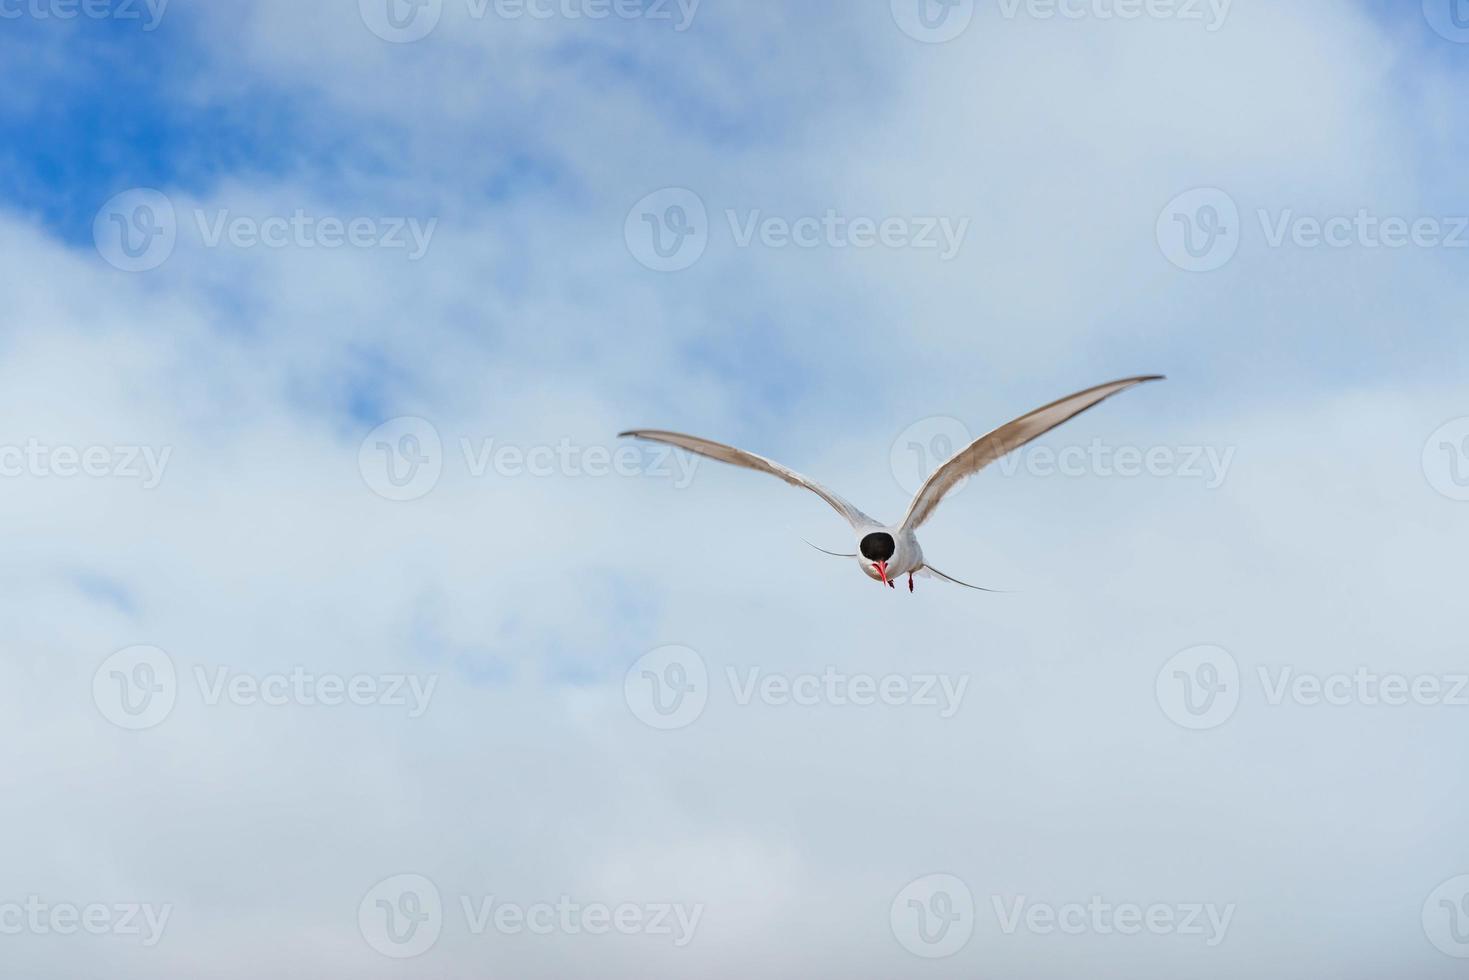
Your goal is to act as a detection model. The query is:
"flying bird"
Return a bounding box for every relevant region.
[620,375,1163,592]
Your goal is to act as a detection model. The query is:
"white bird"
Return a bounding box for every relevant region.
[620,375,1162,592]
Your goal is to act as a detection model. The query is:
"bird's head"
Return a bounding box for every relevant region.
[859,531,897,585]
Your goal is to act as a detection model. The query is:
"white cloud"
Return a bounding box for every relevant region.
[3,2,1467,976]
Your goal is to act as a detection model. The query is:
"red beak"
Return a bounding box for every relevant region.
[875,560,889,586]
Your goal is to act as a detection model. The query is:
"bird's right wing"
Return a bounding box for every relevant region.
[899,375,1164,531]
[618,429,878,529]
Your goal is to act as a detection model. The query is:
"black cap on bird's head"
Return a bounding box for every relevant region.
[860,532,896,585]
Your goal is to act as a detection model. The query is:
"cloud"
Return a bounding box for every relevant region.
[2,2,1467,977]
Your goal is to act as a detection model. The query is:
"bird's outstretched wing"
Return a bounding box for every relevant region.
[899,375,1164,532]
[618,429,878,529]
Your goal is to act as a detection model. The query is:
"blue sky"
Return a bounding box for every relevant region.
[3,2,1469,977]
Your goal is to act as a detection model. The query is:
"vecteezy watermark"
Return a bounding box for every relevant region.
[1156,188,1241,273]
[991,895,1234,946]
[0,440,171,489]
[624,188,708,272]
[93,646,438,731]
[1158,187,1469,272]
[726,667,969,717]
[1257,209,1469,251]
[93,188,437,272]
[359,874,443,959]
[890,874,1233,958]
[0,897,172,947]
[1255,668,1469,709]
[624,646,969,730]
[1423,0,1469,44]
[92,646,178,731]
[0,0,168,29]
[358,874,702,959]
[890,417,1234,494]
[624,646,709,731]
[727,208,971,260]
[93,189,177,273]
[891,874,976,958]
[459,437,698,486]
[996,0,1231,30]
[891,417,974,498]
[357,417,701,502]
[989,440,1234,488]
[1424,875,1469,958]
[358,0,700,43]
[1423,418,1469,502]
[1157,645,1469,731]
[890,0,975,43]
[358,417,444,502]
[461,895,702,947]
[1156,645,1241,730]
[625,188,971,272]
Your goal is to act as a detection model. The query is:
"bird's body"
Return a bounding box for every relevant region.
[621,375,1162,591]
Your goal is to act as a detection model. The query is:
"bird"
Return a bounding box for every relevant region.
[619,375,1163,592]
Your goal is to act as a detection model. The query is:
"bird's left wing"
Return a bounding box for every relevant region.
[618,429,878,529]
[899,375,1164,531]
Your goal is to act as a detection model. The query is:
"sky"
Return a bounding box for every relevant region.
[2,1,1468,976]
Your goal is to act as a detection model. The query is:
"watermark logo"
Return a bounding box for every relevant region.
[0,440,172,488]
[192,209,437,258]
[891,874,975,958]
[359,422,702,501]
[1162,190,1469,271]
[624,645,708,730]
[193,667,437,717]
[461,895,702,945]
[460,437,699,487]
[1156,644,1239,730]
[1424,0,1469,43]
[1258,209,1469,250]
[0,0,168,30]
[625,188,709,272]
[96,189,437,271]
[996,0,1230,30]
[890,0,974,43]
[359,0,443,42]
[625,649,970,729]
[625,189,970,271]
[727,667,968,717]
[361,0,698,40]
[1424,876,1469,958]
[1423,418,1469,502]
[360,877,701,953]
[94,647,437,729]
[992,440,1235,488]
[993,895,1233,946]
[0,897,172,946]
[1157,188,1240,273]
[891,418,1235,490]
[726,210,968,260]
[94,189,177,273]
[359,874,443,958]
[1159,648,1469,730]
[1257,667,1469,708]
[359,417,444,502]
[93,646,177,731]
[890,416,971,497]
